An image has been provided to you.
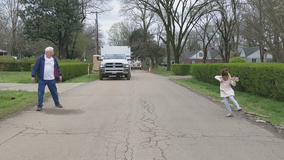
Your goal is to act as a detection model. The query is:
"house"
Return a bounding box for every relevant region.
[161,55,175,66]
[181,46,274,64]
[208,49,224,63]
[0,49,8,56]
[239,47,273,63]
[181,49,224,64]
[181,50,204,64]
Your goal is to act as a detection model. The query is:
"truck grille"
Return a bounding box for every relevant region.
[105,63,123,68]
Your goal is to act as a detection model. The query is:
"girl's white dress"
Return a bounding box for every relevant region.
[214,76,236,97]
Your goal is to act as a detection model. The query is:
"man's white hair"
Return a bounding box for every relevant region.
[45,47,54,53]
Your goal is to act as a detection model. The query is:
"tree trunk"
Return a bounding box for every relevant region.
[58,33,65,60]
[224,40,230,63]
[70,33,78,59]
[166,39,171,71]
[203,48,208,63]
[147,41,155,68]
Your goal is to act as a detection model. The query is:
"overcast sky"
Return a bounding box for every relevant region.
[87,0,125,45]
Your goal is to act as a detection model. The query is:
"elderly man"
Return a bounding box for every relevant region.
[31,47,63,111]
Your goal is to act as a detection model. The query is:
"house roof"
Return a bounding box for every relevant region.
[0,49,7,53]
[243,47,259,57]
[208,49,220,59]
[183,50,200,59]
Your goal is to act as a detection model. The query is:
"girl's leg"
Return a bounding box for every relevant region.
[223,97,232,113]
[229,96,242,110]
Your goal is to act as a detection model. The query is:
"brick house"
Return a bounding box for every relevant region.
[181,49,224,64]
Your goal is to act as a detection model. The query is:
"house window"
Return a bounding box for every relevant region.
[266,59,272,63]
[199,53,203,57]
[252,59,256,63]
[191,60,195,64]
[217,60,222,63]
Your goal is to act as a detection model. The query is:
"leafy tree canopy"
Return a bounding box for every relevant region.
[19,0,85,59]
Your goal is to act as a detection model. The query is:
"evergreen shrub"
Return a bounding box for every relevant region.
[31,63,93,82]
[172,64,191,75]
[229,57,247,63]
[190,63,284,101]
[0,62,34,71]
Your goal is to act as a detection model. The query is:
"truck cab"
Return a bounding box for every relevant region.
[98,46,131,80]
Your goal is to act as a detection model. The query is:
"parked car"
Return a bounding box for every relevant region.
[160,62,167,67]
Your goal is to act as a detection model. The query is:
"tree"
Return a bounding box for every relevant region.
[0,0,21,56]
[138,0,215,70]
[121,0,156,68]
[19,0,85,59]
[0,8,9,51]
[243,0,284,62]
[242,0,266,62]
[195,13,218,63]
[107,20,137,46]
[214,0,241,63]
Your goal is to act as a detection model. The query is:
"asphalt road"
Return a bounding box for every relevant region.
[0,70,284,160]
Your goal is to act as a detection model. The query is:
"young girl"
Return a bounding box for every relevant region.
[215,69,242,117]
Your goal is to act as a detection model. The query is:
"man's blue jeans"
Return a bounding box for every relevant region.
[38,79,59,107]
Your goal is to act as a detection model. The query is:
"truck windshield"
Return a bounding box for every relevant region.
[104,54,126,60]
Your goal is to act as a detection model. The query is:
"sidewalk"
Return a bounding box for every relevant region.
[0,83,85,94]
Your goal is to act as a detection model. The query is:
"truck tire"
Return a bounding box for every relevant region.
[126,73,131,80]
[99,73,103,80]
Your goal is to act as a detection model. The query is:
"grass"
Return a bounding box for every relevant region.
[151,66,176,76]
[177,78,284,126]
[0,72,32,83]
[63,72,99,83]
[0,71,99,120]
[0,71,99,83]
[0,90,50,119]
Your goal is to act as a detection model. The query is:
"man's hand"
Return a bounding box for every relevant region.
[31,77,35,82]
[59,76,62,81]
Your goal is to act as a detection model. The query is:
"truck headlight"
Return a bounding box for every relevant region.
[100,64,105,68]
[125,64,129,68]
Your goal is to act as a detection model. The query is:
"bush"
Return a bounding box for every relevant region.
[31,62,93,82]
[0,62,34,71]
[172,64,191,75]
[190,63,284,101]
[229,57,246,63]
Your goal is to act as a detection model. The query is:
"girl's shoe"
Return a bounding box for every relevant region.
[226,113,234,117]
[238,108,243,111]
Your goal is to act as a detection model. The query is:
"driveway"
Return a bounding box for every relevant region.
[0,70,283,160]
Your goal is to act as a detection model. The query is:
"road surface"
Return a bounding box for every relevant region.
[0,70,284,160]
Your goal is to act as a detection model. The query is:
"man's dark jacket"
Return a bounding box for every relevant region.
[31,55,62,80]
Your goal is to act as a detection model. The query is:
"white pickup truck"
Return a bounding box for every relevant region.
[98,46,131,80]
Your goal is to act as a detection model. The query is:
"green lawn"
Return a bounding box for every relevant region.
[148,68,284,126]
[151,66,176,76]
[63,72,99,83]
[0,71,99,120]
[0,90,50,119]
[0,72,32,83]
[176,78,284,126]
[0,71,99,83]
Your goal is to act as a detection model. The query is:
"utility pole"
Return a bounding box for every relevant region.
[91,11,102,55]
[96,11,99,55]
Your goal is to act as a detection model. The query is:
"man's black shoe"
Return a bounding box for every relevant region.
[56,104,63,108]
[36,107,42,111]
